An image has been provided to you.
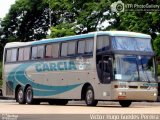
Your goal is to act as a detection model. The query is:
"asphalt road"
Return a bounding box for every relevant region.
[0,101,160,120]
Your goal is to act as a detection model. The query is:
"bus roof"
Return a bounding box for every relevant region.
[5,31,151,48]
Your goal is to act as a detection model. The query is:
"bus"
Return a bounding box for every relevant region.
[2,31,158,107]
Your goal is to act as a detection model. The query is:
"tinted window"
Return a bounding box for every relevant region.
[31,45,44,60]
[18,48,24,61]
[68,41,76,56]
[24,47,30,60]
[97,36,109,52]
[31,46,38,60]
[78,40,85,54]
[85,38,93,54]
[52,43,59,58]
[61,43,68,57]
[45,45,52,58]
[45,43,59,59]
[6,49,12,62]
[11,49,17,62]
[37,45,44,59]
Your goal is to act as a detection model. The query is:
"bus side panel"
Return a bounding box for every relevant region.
[3,63,20,98]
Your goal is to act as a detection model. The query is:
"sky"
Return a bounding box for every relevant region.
[0,0,16,19]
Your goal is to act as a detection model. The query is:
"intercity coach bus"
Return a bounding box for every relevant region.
[2,31,158,107]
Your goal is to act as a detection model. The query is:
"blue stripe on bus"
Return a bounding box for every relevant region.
[31,31,151,46]
[7,62,82,96]
[99,32,150,38]
[32,33,95,45]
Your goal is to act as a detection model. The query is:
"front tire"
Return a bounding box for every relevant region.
[119,100,132,107]
[85,86,98,106]
[157,96,160,102]
[17,87,25,104]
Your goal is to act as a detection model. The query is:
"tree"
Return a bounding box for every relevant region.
[50,23,75,38]
[1,0,51,42]
[48,0,112,34]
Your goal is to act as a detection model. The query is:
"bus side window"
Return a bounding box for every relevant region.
[61,43,68,57]
[6,49,12,62]
[67,41,76,56]
[45,45,52,58]
[97,36,109,53]
[78,40,85,55]
[18,47,30,61]
[24,47,30,60]
[45,43,59,59]
[18,48,24,61]
[31,45,44,60]
[37,45,44,59]
[11,49,17,62]
[85,38,93,55]
[52,43,59,58]
[31,46,38,60]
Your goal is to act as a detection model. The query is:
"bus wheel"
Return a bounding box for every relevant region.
[85,86,98,106]
[25,86,35,104]
[119,100,132,107]
[157,96,160,102]
[17,87,25,104]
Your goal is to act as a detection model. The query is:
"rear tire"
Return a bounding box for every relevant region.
[17,87,25,104]
[25,86,39,105]
[85,86,98,106]
[119,100,132,107]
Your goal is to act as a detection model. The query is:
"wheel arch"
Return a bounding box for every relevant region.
[81,83,92,100]
[15,84,22,101]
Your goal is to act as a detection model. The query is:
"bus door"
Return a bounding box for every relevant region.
[97,55,113,84]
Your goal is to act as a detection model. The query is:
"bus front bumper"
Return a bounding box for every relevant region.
[112,88,157,101]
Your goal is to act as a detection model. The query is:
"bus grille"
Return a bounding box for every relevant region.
[129,86,138,89]
[140,86,148,89]
[6,81,14,95]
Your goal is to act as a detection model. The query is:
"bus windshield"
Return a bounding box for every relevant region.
[114,55,156,82]
[112,37,153,52]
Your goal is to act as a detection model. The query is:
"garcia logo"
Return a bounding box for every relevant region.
[35,61,77,72]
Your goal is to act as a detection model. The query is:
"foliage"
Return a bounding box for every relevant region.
[154,35,160,56]
[50,23,75,38]
[158,65,160,76]
[1,0,50,42]
[47,0,112,34]
[0,62,2,87]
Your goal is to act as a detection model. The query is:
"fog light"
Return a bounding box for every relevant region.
[153,93,157,96]
[119,92,122,95]
[119,92,126,96]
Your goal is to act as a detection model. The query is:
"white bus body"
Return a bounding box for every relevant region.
[2,31,158,107]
